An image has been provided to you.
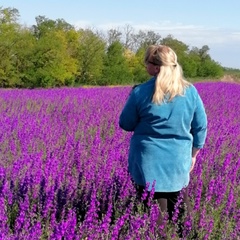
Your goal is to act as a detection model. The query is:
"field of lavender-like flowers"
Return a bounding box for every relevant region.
[0,82,239,239]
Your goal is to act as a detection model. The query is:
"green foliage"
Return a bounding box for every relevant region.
[161,35,189,56]
[75,29,106,85]
[11,29,37,88]
[197,59,224,78]
[27,31,77,87]
[131,30,161,50]
[0,6,234,88]
[181,55,198,78]
[131,47,150,84]
[101,41,132,85]
[160,36,198,78]
[0,7,22,87]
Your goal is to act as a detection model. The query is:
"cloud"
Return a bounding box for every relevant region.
[74,20,240,48]
[74,20,240,68]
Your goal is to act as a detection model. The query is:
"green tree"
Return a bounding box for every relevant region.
[192,45,224,78]
[101,41,132,85]
[27,16,78,87]
[130,46,149,84]
[0,7,22,87]
[198,59,224,78]
[30,30,77,87]
[0,12,226,88]
[161,35,189,64]
[131,30,161,52]
[75,28,106,85]
[160,35,198,78]
[188,47,202,77]
[32,16,74,39]
[10,27,36,88]
[106,28,122,46]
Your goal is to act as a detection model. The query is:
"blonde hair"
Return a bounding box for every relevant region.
[144,45,191,104]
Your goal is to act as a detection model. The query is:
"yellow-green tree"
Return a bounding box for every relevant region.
[75,28,106,85]
[28,16,78,87]
[0,7,23,87]
[101,41,132,85]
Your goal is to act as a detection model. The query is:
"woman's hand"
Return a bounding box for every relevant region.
[190,147,201,172]
[190,157,196,172]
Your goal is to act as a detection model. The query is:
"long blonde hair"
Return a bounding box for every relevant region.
[144,45,191,104]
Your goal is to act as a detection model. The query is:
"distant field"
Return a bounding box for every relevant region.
[0,82,239,239]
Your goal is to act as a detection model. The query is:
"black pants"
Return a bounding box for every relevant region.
[135,185,191,237]
[135,185,190,219]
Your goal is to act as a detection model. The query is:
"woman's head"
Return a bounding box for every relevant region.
[145,45,190,104]
[144,45,178,69]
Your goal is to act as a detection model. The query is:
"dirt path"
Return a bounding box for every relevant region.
[220,75,239,83]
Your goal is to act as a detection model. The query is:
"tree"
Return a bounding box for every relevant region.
[160,37,195,78]
[101,41,132,85]
[75,28,106,85]
[131,47,149,84]
[10,27,36,88]
[122,24,135,50]
[32,16,74,39]
[197,59,224,78]
[198,45,210,60]
[131,30,161,52]
[0,6,19,24]
[106,28,122,46]
[190,45,224,78]
[29,30,77,87]
[0,7,22,87]
[0,11,226,88]
[160,35,189,63]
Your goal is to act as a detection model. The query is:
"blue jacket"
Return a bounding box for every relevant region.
[119,77,207,192]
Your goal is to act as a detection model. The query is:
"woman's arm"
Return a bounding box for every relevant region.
[119,89,139,131]
[190,147,201,172]
[190,93,207,172]
[190,93,207,148]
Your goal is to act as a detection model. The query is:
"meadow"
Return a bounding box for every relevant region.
[0,82,239,239]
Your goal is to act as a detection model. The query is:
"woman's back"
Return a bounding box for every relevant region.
[119,77,207,192]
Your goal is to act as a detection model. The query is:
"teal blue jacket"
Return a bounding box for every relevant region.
[119,78,207,192]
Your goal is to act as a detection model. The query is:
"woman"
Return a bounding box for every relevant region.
[119,45,207,233]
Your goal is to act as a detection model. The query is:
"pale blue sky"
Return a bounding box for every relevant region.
[1,0,240,69]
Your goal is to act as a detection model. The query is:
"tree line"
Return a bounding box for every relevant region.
[0,6,225,88]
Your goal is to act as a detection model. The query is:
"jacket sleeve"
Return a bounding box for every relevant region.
[190,94,208,148]
[119,90,139,131]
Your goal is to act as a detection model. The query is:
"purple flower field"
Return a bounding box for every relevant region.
[0,82,239,239]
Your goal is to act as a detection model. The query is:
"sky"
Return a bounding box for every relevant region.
[1,0,240,69]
